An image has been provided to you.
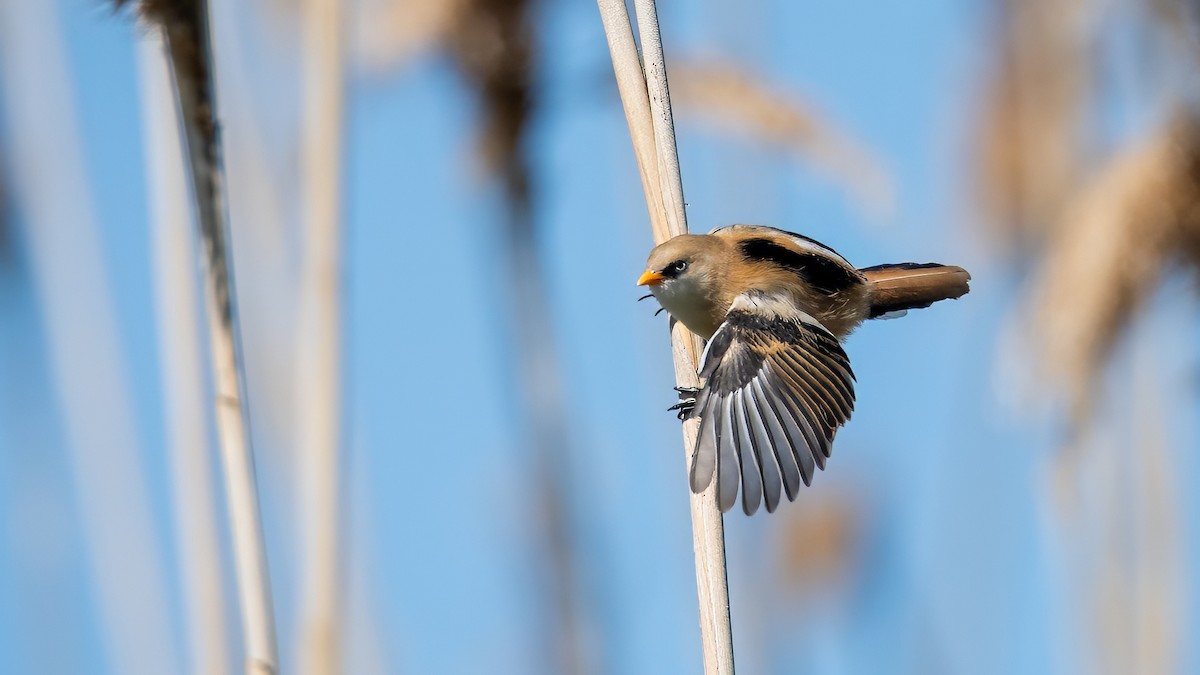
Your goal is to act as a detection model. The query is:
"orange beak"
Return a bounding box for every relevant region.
[637,270,666,286]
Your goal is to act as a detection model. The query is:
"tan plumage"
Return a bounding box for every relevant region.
[860,263,972,318]
[638,224,970,515]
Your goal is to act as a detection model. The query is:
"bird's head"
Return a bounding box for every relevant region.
[637,234,727,336]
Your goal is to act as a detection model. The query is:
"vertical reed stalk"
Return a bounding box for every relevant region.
[0,2,179,672]
[295,0,345,672]
[133,1,280,671]
[139,26,233,675]
[597,1,736,672]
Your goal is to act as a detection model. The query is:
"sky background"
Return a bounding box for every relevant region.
[1,0,1198,673]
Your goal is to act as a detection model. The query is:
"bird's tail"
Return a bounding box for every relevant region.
[859,263,971,318]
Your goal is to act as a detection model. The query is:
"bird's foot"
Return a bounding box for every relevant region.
[669,386,700,420]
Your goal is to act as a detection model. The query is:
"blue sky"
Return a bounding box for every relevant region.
[2,0,1197,673]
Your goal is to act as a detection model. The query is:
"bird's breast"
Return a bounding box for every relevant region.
[652,286,725,340]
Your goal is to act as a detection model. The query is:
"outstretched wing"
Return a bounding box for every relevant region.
[688,291,856,515]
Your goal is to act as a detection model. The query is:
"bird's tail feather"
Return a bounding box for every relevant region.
[859,263,971,318]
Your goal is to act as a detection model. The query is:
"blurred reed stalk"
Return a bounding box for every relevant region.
[0,2,179,672]
[1128,337,1181,675]
[121,1,280,672]
[597,1,736,672]
[445,0,590,670]
[0,153,8,264]
[294,0,346,672]
[139,26,233,675]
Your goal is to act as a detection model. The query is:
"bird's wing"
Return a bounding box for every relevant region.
[688,291,855,515]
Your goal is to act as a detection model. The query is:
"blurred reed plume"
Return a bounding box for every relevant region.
[116,1,280,672]
[979,0,1200,416]
[1028,113,1200,419]
[974,0,1090,248]
[977,1,1199,673]
[355,0,537,188]
[670,60,894,219]
[354,3,891,220]
[446,0,534,197]
[355,0,463,73]
[779,490,860,596]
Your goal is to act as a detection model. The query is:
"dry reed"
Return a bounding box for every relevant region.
[118,1,280,672]
[139,26,233,674]
[294,0,345,672]
[598,1,735,672]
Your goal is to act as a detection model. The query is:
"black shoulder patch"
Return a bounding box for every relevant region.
[738,238,861,295]
[752,226,839,256]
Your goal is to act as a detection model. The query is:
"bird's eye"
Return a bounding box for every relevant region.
[670,260,688,273]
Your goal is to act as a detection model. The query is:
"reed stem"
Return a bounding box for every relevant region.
[295,0,346,671]
[597,2,735,672]
[140,2,280,671]
[139,26,233,675]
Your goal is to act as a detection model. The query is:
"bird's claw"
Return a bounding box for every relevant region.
[669,386,700,420]
[668,398,697,420]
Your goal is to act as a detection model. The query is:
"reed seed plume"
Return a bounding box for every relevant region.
[114,1,211,150]
[974,0,1090,248]
[352,0,534,185]
[355,0,464,73]
[670,59,893,219]
[113,0,226,317]
[1025,112,1200,420]
[779,491,860,595]
[446,0,535,202]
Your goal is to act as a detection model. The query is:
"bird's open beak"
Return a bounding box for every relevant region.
[637,270,665,286]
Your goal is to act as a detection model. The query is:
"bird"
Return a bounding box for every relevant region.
[637,224,970,515]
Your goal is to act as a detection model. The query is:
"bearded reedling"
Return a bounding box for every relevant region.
[638,224,970,515]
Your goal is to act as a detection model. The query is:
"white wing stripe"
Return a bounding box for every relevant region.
[732,391,763,516]
[743,386,783,513]
[716,394,740,513]
[750,378,802,499]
